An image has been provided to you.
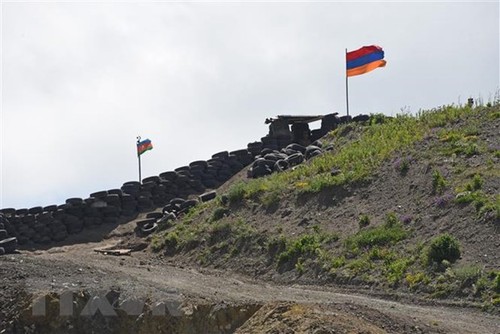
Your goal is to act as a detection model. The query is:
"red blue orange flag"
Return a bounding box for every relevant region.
[137,139,153,156]
[346,45,386,77]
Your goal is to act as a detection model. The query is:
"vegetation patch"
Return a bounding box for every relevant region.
[345,215,408,252]
[275,231,339,271]
[422,233,461,266]
[432,170,447,195]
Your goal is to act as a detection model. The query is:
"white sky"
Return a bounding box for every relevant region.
[1,1,499,209]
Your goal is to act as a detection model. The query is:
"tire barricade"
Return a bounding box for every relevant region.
[0,147,255,249]
[0,113,369,249]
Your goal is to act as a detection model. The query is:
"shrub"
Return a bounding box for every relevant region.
[432,170,447,194]
[386,258,412,285]
[405,272,430,289]
[424,234,461,265]
[345,221,407,251]
[466,174,483,191]
[358,214,370,228]
[211,207,229,222]
[384,212,400,228]
[227,183,246,204]
[493,272,500,293]
[393,156,412,175]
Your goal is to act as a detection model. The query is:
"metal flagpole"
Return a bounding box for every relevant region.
[137,136,142,183]
[345,48,350,116]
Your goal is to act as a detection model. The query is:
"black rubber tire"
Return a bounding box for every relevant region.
[353,114,370,123]
[146,212,163,219]
[286,143,306,154]
[0,237,17,253]
[142,176,160,184]
[253,158,275,169]
[0,247,5,256]
[285,152,304,166]
[90,190,109,199]
[162,204,176,214]
[43,205,58,212]
[200,191,217,202]
[180,199,198,210]
[108,189,123,196]
[0,230,8,239]
[274,159,289,172]
[264,153,283,162]
[0,208,16,216]
[248,141,263,148]
[15,208,29,216]
[307,149,322,159]
[229,149,249,156]
[36,212,53,222]
[305,146,322,160]
[123,181,141,187]
[173,165,189,173]
[189,160,208,169]
[66,198,83,206]
[136,218,156,228]
[28,206,43,215]
[22,214,36,224]
[170,198,185,205]
[141,222,158,236]
[305,145,321,155]
[121,184,140,195]
[212,151,229,160]
[312,140,323,148]
[159,171,178,181]
[251,165,272,178]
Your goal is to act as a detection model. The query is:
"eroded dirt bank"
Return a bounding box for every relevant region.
[1,239,499,334]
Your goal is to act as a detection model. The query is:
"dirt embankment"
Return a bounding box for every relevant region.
[1,225,499,334]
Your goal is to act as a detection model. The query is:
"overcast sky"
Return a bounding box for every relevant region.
[1,1,499,209]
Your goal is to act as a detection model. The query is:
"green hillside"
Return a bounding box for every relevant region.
[151,102,500,310]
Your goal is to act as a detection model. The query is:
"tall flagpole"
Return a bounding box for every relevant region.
[345,48,350,116]
[137,136,142,183]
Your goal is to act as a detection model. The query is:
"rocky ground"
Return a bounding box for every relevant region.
[0,218,499,333]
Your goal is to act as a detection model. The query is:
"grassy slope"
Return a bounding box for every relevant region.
[151,103,500,310]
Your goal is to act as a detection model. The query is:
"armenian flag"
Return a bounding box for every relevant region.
[137,139,153,156]
[346,45,386,77]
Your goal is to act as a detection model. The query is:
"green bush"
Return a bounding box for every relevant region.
[345,221,408,251]
[424,234,461,265]
[227,183,246,204]
[493,272,500,293]
[432,170,447,194]
[384,212,399,228]
[465,174,484,191]
[358,214,370,228]
[211,207,229,222]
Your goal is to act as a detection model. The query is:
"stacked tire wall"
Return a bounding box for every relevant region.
[0,113,370,252]
[0,147,256,250]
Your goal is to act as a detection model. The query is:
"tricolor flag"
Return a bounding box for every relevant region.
[346,45,386,77]
[137,139,153,156]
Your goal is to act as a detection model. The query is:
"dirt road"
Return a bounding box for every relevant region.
[0,219,500,334]
[1,228,498,334]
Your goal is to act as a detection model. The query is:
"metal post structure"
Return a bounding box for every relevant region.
[137,136,142,183]
[345,48,350,116]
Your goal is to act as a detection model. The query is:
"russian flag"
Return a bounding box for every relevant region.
[137,139,153,156]
[346,45,386,77]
